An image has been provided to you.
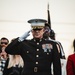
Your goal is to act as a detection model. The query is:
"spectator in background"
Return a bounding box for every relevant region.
[66,39,75,75]
[3,55,24,75]
[0,37,9,75]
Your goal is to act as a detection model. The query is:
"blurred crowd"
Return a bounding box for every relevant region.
[0,37,24,75]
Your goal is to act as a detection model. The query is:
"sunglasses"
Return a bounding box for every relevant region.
[33,28,43,31]
[1,42,8,45]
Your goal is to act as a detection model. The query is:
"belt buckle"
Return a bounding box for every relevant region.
[34,67,38,72]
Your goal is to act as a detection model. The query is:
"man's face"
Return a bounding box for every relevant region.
[32,28,45,39]
[0,39,8,47]
[0,39,8,59]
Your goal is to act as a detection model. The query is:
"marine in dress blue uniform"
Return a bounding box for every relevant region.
[5,19,61,75]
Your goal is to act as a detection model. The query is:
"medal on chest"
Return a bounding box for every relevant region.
[42,44,53,52]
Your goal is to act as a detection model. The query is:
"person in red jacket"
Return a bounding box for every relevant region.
[66,39,75,75]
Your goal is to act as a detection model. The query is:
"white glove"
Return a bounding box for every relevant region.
[18,29,32,42]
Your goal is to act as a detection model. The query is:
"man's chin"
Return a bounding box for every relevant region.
[34,36,41,38]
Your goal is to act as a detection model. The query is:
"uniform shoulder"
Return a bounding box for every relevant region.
[48,38,58,43]
[45,39,57,44]
[49,39,62,45]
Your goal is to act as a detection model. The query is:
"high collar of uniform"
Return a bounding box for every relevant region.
[33,38,44,42]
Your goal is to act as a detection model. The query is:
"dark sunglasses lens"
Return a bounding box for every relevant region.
[1,42,8,45]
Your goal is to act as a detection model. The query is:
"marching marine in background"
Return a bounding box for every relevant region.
[44,23,66,59]
[5,19,61,75]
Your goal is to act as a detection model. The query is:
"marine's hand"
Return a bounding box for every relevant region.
[18,29,32,42]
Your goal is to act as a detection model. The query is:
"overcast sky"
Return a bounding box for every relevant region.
[0,0,75,58]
